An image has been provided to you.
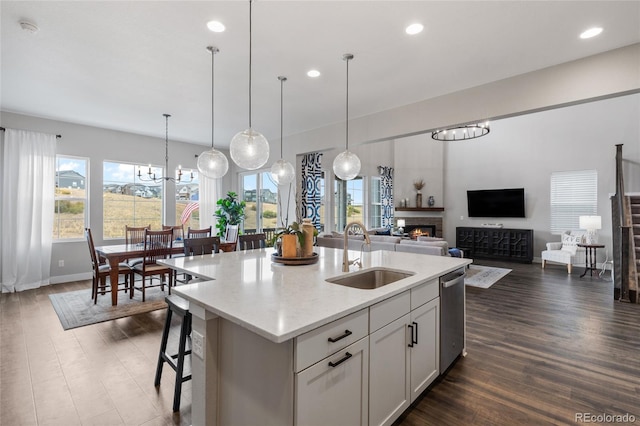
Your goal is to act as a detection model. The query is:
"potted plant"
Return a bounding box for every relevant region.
[214,191,246,237]
[272,222,304,258]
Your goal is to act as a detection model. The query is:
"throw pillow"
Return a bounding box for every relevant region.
[376,228,391,235]
[561,233,582,255]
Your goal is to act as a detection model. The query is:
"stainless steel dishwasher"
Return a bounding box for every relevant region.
[440,268,466,374]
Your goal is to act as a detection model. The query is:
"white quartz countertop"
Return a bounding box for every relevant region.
[165,247,471,343]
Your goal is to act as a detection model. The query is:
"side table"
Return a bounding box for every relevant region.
[577,243,605,278]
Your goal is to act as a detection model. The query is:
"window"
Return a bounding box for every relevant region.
[370,176,382,229]
[550,169,597,234]
[334,176,363,231]
[176,172,200,229]
[103,161,163,238]
[54,156,88,240]
[241,171,278,234]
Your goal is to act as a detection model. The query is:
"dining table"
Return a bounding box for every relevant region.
[95,242,184,306]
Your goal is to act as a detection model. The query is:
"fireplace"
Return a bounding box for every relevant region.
[404,224,437,239]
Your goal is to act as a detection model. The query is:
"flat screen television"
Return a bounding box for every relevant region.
[467,188,525,218]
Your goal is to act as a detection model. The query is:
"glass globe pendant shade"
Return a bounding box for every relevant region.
[230,127,270,170]
[271,158,295,185]
[197,147,229,179]
[333,150,361,181]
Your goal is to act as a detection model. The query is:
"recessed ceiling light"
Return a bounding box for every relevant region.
[405,23,424,35]
[307,70,321,78]
[580,27,602,39]
[207,20,225,33]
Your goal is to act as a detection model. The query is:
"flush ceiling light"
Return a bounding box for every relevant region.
[197,46,229,179]
[432,122,490,141]
[270,76,295,185]
[207,20,225,32]
[333,53,361,181]
[580,27,603,39]
[405,23,424,35]
[230,0,270,170]
[307,69,321,78]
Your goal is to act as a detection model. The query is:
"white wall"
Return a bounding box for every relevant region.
[444,93,640,262]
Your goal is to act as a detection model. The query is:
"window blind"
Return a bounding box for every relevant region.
[550,170,597,234]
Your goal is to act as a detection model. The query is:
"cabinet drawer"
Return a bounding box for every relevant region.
[295,308,368,372]
[370,290,410,333]
[411,278,439,310]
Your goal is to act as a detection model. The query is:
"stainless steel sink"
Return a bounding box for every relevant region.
[326,267,414,290]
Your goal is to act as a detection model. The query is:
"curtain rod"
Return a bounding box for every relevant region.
[0,127,62,138]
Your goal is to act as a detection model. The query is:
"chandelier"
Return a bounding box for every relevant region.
[431,122,490,141]
[138,114,193,183]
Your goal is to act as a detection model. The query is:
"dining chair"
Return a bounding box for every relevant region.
[85,228,134,304]
[163,224,185,242]
[132,229,174,301]
[224,224,239,243]
[125,224,150,266]
[238,233,267,250]
[187,226,212,238]
[183,236,221,256]
[179,236,221,284]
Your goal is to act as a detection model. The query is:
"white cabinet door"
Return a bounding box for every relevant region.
[295,337,369,426]
[409,297,440,402]
[369,314,411,426]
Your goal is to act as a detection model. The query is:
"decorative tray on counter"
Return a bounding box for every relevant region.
[271,252,319,266]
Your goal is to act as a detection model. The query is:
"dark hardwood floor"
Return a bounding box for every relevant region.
[1,261,639,425]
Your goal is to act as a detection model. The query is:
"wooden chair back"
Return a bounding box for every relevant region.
[143,229,174,265]
[163,224,184,242]
[183,236,221,256]
[224,224,239,243]
[187,226,212,238]
[126,225,149,245]
[238,233,267,250]
[85,228,100,272]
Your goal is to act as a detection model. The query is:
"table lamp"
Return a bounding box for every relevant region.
[579,215,601,244]
[397,219,405,234]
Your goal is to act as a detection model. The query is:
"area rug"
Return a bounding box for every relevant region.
[49,287,168,330]
[464,265,512,289]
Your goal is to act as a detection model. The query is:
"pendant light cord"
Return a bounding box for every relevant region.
[280,76,284,158]
[164,113,170,175]
[248,0,253,128]
[345,54,351,151]
[211,47,215,149]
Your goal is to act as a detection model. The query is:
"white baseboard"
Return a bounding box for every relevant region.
[50,272,92,284]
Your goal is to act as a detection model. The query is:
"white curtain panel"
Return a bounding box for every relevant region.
[199,174,222,236]
[1,129,56,292]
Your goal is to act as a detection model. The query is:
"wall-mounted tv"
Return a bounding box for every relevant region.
[467,188,525,218]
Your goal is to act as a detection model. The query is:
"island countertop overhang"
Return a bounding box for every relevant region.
[171,247,471,343]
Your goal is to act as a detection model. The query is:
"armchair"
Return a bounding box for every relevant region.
[541,231,586,274]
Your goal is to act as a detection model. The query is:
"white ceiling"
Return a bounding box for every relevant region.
[1,1,639,148]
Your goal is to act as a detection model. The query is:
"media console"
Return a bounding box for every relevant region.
[456,227,533,263]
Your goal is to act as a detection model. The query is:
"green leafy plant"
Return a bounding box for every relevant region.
[271,221,304,246]
[214,191,246,237]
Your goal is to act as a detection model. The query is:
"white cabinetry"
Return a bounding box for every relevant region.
[369,279,440,426]
[295,337,369,426]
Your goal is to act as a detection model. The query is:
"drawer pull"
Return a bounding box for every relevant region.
[408,322,418,347]
[327,329,352,343]
[328,352,352,368]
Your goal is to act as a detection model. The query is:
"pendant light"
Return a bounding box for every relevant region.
[333,53,361,181]
[229,0,269,170]
[270,76,295,185]
[197,46,229,179]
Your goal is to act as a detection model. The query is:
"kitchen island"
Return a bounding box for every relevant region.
[167,246,471,425]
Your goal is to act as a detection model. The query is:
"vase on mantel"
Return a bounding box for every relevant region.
[416,192,423,208]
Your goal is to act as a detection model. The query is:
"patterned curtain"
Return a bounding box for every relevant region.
[299,153,323,228]
[379,166,394,228]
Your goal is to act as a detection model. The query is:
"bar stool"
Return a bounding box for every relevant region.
[155,295,192,412]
